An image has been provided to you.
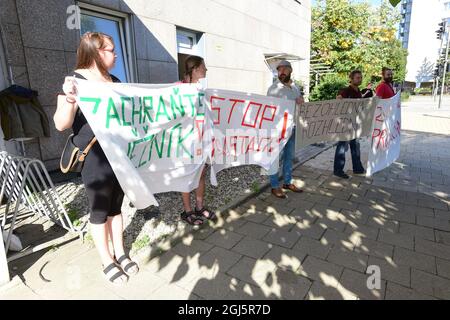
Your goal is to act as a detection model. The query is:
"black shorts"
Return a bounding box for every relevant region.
[81,143,125,225]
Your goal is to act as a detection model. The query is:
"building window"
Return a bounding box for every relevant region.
[78,3,135,82]
[177,31,197,52]
[176,28,205,81]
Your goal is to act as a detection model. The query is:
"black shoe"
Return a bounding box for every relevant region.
[312,143,325,147]
[334,172,350,179]
[353,169,366,176]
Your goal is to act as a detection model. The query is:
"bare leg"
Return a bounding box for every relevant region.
[195,168,214,219]
[107,214,139,274]
[90,222,114,266]
[107,214,125,258]
[182,192,193,212]
[90,222,128,283]
[195,168,207,210]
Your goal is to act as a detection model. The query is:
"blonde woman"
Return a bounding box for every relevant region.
[54,32,138,285]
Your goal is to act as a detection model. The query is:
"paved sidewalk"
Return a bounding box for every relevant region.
[1,130,450,300]
[402,96,450,135]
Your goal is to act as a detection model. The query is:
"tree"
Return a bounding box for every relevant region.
[445,72,450,86]
[312,0,408,87]
[415,58,434,85]
[389,0,401,7]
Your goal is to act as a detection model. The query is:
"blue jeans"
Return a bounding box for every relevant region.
[334,139,365,174]
[270,128,296,188]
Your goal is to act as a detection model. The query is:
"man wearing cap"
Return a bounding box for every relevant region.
[267,60,304,199]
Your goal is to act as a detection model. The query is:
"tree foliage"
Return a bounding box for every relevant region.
[389,0,401,7]
[312,0,408,86]
[310,74,348,101]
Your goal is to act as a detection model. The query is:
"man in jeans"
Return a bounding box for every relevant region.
[334,70,366,179]
[268,60,304,199]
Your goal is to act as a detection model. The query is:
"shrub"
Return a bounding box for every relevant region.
[310,74,348,101]
[294,80,305,95]
[401,91,410,102]
[413,88,432,95]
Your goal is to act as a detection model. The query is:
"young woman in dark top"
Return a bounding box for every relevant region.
[54,32,138,285]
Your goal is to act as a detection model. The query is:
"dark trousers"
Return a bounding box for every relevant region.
[333,139,365,174]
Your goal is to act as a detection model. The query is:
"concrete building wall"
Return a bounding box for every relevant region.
[0,0,311,170]
[0,29,17,153]
[125,0,311,92]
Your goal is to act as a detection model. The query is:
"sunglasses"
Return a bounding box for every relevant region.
[100,48,115,53]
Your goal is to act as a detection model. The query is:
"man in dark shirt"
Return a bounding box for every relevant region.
[334,70,366,179]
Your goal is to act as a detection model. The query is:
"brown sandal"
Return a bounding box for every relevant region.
[181,211,204,225]
[195,207,216,221]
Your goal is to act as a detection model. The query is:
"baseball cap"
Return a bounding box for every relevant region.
[277,60,292,70]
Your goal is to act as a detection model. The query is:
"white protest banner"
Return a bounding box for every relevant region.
[75,79,207,209]
[296,97,378,149]
[367,93,402,177]
[204,88,296,178]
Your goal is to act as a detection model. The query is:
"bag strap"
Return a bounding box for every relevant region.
[71,71,96,158]
[78,137,97,162]
[73,71,87,80]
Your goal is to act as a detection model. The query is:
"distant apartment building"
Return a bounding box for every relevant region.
[398,0,413,49]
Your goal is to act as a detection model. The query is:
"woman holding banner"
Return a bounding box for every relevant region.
[178,55,216,225]
[54,32,138,285]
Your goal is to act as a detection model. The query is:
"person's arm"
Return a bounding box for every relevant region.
[267,84,275,97]
[336,88,346,99]
[296,95,305,105]
[53,77,79,131]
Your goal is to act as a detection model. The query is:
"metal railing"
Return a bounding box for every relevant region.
[0,152,84,286]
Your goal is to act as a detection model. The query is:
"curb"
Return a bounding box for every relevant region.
[133,143,335,266]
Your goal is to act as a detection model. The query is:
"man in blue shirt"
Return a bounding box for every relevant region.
[267,60,304,199]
